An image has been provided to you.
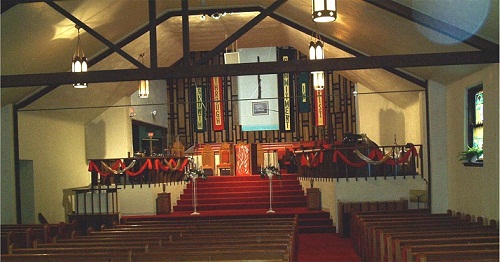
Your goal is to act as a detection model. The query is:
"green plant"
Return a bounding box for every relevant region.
[457,146,483,162]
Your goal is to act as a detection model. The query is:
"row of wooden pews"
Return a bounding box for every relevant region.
[1,222,76,254]
[2,216,299,262]
[350,209,499,262]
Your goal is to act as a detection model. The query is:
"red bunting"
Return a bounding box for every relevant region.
[333,146,418,167]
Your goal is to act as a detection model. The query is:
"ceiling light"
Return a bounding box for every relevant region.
[138,53,149,98]
[312,0,337,22]
[309,38,325,90]
[72,25,88,88]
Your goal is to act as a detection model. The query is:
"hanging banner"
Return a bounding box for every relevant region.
[277,48,295,132]
[315,89,325,126]
[297,72,310,113]
[191,84,206,132]
[211,77,225,131]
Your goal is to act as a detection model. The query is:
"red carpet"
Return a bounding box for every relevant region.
[123,174,335,233]
[298,233,361,262]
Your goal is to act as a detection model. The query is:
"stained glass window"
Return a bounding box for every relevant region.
[467,85,483,160]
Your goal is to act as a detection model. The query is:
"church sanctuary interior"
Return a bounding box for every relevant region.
[1,0,499,261]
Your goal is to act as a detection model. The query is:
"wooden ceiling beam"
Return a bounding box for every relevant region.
[45,1,146,69]
[196,0,288,65]
[269,12,427,87]
[3,50,497,88]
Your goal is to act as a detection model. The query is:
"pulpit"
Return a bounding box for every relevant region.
[234,142,258,176]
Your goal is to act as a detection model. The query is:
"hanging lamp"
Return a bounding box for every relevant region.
[309,35,325,90]
[312,0,337,22]
[138,53,149,98]
[72,25,88,88]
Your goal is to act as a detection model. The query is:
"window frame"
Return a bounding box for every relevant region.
[464,84,483,167]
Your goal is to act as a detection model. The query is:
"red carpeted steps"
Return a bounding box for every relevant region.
[172,174,335,233]
[174,174,305,212]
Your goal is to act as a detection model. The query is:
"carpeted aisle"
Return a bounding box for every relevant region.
[298,233,361,262]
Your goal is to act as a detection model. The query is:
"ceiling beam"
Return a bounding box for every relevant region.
[269,12,427,87]
[364,0,499,52]
[196,0,288,65]
[149,0,158,68]
[182,0,190,66]
[45,1,146,69]
[3,50,497,88]
[13,5,263,109]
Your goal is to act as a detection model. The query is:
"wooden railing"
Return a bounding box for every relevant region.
[295,144,423,180]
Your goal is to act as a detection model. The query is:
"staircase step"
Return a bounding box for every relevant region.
[173,174,335,233]
[180,190,304,199]
[177,195,307,205]
[173,201,307,212]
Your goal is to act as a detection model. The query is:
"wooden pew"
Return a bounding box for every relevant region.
[350,209,498,262]
[6,216,298,262]
[392,235,499,262]
[414,249,499,262]
[404,242,499,262]
[381,226,498,261]
[2,249,289,262]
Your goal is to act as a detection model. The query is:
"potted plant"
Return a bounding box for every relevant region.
[457,146,483,163]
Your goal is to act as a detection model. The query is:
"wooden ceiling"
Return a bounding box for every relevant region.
[1,0,498,122]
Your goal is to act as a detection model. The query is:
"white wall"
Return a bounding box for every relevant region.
[18,112,90,223]
[427,80,449,213]
[86,97,133,159]
[357,84,423,145]
[1,104,17,224]
[131,80,169,129]
[446,64,499,221]
[118,182,186,216]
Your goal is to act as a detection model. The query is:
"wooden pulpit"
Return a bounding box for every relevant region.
[234,142,258,176]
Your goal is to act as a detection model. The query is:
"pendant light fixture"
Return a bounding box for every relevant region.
[72,25,88,88]
[312,0,337,22]
[138,53,149,98]
[309,32,325,90]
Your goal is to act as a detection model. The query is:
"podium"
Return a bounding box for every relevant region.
[235,142,258,176]
[156,193,171,214]
[307,188,321,210]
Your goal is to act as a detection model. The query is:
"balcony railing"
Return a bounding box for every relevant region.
[294,144,423,181]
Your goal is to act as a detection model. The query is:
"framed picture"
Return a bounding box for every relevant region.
[252,101,269,115]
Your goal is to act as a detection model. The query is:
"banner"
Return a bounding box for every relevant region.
[315,89,326,126]
[211,77,225,131]
[277,48,295,132]
[297,72,310,113]
[191,84,206,132]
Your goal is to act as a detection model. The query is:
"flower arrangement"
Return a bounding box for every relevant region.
[457,146,483,163]
[184,167,207,182]
[260,165,281,179]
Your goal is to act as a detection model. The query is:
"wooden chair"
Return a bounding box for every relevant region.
[171,141,184,157]
[217,142,232,175]
[256,143,264,169]
[201,145,215,176]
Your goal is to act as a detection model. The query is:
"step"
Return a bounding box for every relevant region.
[173,201,307,212]
[177,195,307,205]
[180,190,304,199]
[191,179,300,188]
[184,184,303,194]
